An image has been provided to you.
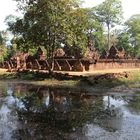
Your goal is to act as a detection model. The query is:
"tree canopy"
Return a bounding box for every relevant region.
[4,0,140,60]
[94,0,123,49]
[7,0,92,58]
[125,14,140,57]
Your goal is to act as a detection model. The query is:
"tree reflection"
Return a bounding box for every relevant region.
[125,94,140,114]
[2,83,134,139]
[13,86,104,135]
[13,85,124,135]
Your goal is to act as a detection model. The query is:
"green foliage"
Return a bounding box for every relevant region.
[94,0,123,49]
[95,0,123,25]
[0,45,8,62]
[0,31,8,62]
[125,14,140,57]
[116,31,132,55]
[4,0,129,60]
[86,9,105,51]
[7,0,89,58]
[6,0,106,59]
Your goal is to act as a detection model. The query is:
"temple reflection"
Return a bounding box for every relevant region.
[0,83,139,139]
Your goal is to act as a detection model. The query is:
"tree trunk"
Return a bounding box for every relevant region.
[51,57,54,71]
[48,45,55,75]
[107,23,110,50]
[50,35,56,72]
[45,45,54,74]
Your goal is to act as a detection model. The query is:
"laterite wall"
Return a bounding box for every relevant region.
[88,59,140,71]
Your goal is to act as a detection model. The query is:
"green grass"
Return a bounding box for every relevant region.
[120,71,140,88]
[1,69,140,92]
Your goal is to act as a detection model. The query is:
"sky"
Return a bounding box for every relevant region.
[83,0,140,20]
[0,0,140,30]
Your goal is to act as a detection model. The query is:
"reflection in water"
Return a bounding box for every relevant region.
[0,83,140,139]
[43,90,50,107]
[0,87,19,140]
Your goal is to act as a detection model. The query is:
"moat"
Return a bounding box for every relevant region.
[0,81,140,140]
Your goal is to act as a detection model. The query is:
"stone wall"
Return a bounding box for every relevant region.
[1,58,140,72]
[88,59,140,71]
[52,59,140,72]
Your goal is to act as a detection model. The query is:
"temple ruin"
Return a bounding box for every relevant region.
[1,42,140,72]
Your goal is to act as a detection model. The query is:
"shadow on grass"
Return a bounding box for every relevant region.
[0,70,135,93]
[75,72,131,94]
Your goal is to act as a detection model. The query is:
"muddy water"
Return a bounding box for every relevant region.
[0,82,140,140]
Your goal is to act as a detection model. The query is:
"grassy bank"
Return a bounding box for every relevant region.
[119,71,140,88]
[0,69,140,91]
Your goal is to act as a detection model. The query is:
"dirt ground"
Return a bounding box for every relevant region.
[0,68,140,77]
[59,68,140,76]
[0,69,10,74]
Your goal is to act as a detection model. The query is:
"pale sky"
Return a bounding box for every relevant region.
[83,0,140,20]
[0,0,140,30]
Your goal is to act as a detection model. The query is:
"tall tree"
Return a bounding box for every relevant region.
[94,0,123,49]
[6,0,105,66]
[7,0,89,57]
[86,9,105,52]
[7,0,105,71]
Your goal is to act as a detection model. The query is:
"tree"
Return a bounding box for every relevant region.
[116,31,132,56]
[7,0,105,70]
[8,0,84,52]
[0,31,8,62]
[125,14,140,57]
[86,9,105,52]
[94,0,123,49]
[8,0,105,53]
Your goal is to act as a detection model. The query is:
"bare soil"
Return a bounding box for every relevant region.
[59,68,140,76]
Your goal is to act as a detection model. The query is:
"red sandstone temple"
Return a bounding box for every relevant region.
[1,42,140,72]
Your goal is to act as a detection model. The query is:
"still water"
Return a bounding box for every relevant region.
[0,82,140,140]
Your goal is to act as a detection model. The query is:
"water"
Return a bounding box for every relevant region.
[0,82,140,139]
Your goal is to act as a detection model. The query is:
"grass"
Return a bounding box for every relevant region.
[120,71,140,88]
[1,69,140,92]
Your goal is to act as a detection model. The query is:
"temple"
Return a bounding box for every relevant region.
[1,40,140,72]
